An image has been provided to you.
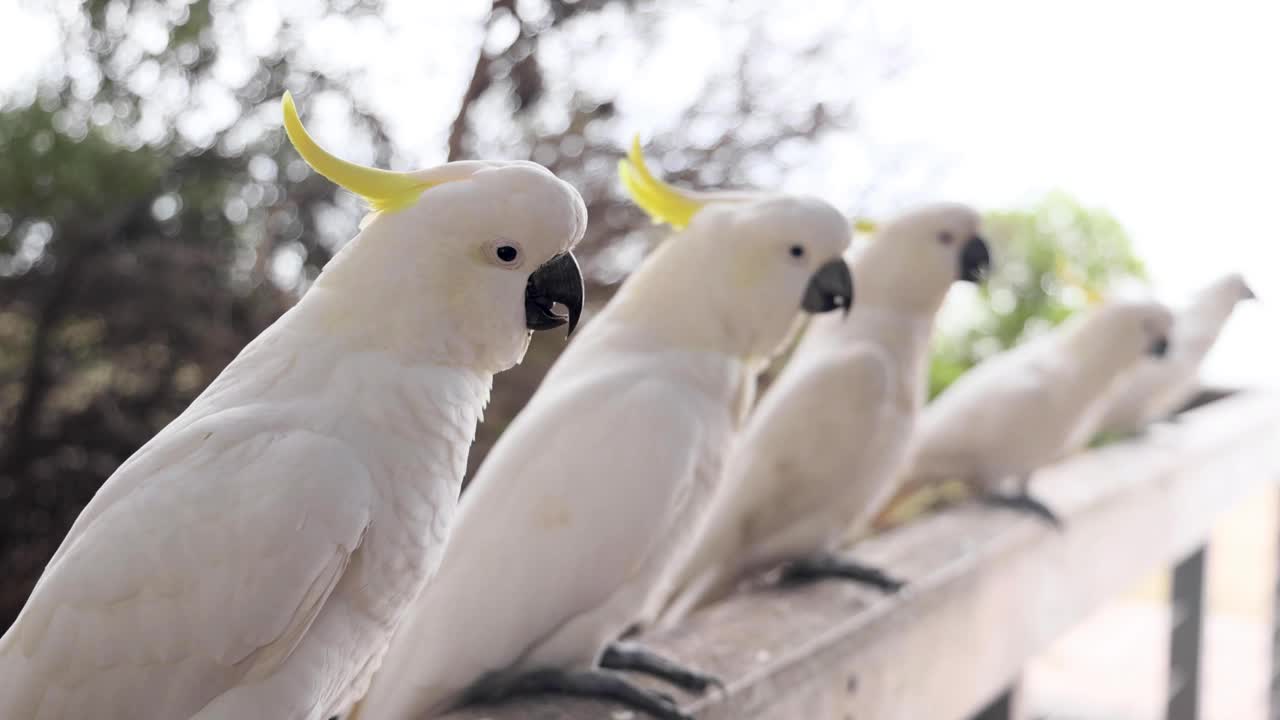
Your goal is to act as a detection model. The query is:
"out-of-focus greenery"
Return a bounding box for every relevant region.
[928,192,1148,398]
[0,0,398,632]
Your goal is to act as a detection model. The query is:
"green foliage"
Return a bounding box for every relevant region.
[0,0,387,631]
[0,107,166,224]
[927,192,1148,399]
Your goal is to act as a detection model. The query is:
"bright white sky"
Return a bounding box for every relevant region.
[867,0,1280,387]
[1,0,1275,386]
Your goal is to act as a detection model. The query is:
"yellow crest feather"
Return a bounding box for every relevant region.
[617,136,705,229]
[852,217,878,234]
[282,91,437,213]
[1055,255,1105,306]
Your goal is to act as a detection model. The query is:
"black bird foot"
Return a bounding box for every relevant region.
[981,490,1063,529]
[779,553,906,593]
[601,641,724,694]
[464,667,692,720]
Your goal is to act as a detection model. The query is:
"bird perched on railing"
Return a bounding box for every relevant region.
[887,297,1174,528]
[651,205,991,626]
[1096,272,1255,436]
[348,138,854,720]
[0,93,588,720]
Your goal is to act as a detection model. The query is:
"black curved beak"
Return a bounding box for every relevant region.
[525,252,584,337]
[1243,283,1257,300]
[1148,335,1170,358]
[959,235,992,283]
[801,259,854,316]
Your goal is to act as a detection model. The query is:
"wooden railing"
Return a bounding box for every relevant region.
[440,390,1280,720]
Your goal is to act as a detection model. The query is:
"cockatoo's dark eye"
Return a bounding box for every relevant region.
[789,245,805,258]
[487,239,525,268]
[938,231,954,245]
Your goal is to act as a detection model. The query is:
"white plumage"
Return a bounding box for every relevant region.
[897,298,1175,507]
[353,191,853,720]
[1097,272,1254,436]
[657,204,990,622]
[0,94,587,720]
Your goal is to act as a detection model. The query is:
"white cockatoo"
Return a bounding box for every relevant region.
[655,204,991,624]
[0,92,587,720]
[349,139,854,720]
[1097,272,1255,436]
[892,297,1175,526]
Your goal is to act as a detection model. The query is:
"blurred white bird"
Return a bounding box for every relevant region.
[0,92,587,720]
[1097,272,1255,436]
[655,204,991,624]
[350,139,853,720]
[893,297,1174,526]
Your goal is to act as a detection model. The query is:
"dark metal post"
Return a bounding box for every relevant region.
[971,687,1015,720]
[1168,545,1207,720]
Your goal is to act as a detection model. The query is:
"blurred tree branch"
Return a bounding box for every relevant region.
[447,0,513,161]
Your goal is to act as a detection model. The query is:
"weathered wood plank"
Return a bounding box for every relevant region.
[437,390,1280,720]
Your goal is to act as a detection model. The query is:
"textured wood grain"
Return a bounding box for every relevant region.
[437,390,1280,720]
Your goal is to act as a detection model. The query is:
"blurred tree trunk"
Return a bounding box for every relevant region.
[447,0,513,161]
[3,201,149,475]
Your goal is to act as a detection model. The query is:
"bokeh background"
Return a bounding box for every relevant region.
[1,1,1277,714]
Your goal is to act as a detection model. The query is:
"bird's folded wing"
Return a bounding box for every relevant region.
[657,350,890,621]
[0,422,373,720]
[353,374,713,719]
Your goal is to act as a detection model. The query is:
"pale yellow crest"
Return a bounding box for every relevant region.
[282,92,448,213]
[617,136,706,229]
[852,217,878,234]
[1055,255,1105,306]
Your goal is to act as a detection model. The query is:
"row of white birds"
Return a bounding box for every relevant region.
[0,92,1255,720]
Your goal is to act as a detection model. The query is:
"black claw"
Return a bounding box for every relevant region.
[981,491,1063,530]
[779,554,906,593]
[601,642,725,694]
[464,667,693,720]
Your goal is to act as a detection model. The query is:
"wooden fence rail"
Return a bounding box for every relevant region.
[440,390,1280,720]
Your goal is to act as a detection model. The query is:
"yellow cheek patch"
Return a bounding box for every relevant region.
[617,135,706,229]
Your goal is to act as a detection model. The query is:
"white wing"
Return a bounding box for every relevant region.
[742,350,896,541]
[354,358,717,719]
[902,350,1058,489]
[0,414,373,720]
[1098,286,1238,435]
[1096,359,1184,434]
[658,348,894,621]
